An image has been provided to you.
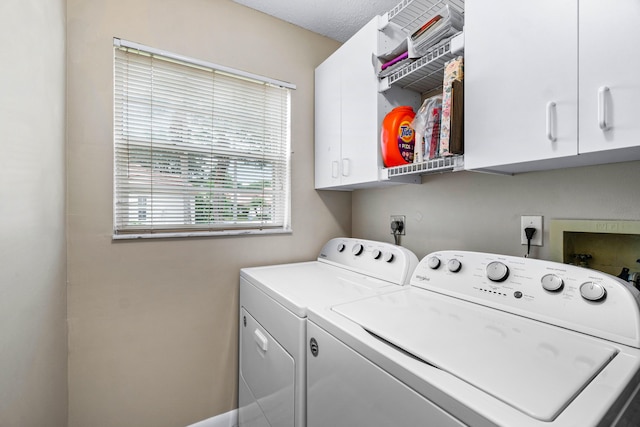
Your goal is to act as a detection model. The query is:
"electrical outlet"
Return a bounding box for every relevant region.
[390,215,406,235]
[521,215,543,246]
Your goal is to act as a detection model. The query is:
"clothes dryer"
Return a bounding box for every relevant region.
[238,238,418,427]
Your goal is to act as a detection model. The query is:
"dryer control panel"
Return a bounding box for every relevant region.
[411,251,640,348]
[318,238,419,286]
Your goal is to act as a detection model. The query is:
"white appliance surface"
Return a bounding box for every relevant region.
[238,237,419,427]
[333,289,616,421]
[307,250,640,427]
[240,237,419,316]
[241,261,396,317]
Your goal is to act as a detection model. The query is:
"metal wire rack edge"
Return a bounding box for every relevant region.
[386,155,464,177]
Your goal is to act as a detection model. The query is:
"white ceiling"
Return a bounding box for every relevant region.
[232,0,401,42]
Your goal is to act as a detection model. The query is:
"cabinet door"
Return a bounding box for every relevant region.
[339,17,382,186]
[579,0,640,154]
[464,0,578,172]
[315,50,343,189]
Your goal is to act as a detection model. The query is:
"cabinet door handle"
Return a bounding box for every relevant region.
[598,86,610,131]
[342,158,350,177]
[331,161,339,178]
[546,101,557,142]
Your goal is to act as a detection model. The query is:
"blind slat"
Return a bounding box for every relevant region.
[114,43,291,236]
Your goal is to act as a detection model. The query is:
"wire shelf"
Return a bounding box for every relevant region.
[388,0,464,32]
[386,155,464,178]
[382,38,458,93]
[380,0,464,94]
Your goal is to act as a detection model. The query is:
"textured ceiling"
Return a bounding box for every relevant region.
[232,0,401,42]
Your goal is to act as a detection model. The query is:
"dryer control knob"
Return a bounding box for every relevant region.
[352,243,364,256]
[337,243,345,253]
[372,249,382,260]
[447,259,462,273]
[580,282,607,302]
[486,261,509,282]
[541,274,564,292]
[427,257,441,269]
[383,252,394,263]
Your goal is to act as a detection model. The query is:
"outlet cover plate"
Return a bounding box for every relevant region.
[390,215,406,235]
[521,215,543,246]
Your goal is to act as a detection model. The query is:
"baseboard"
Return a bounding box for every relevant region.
[186,409,238,427]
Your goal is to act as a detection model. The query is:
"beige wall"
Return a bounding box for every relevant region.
[66,0,348,426]
[0,0,68,426]
[353,161,640,260]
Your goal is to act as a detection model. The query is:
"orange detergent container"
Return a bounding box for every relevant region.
[381,106,416,167]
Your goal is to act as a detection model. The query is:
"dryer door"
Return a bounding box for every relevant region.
[239,308,294,427]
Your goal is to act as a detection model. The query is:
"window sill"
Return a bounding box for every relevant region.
[112,227,292,241]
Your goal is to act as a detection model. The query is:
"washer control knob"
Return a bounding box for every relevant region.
[541,274,564,292]
[372,249,382,260]
[352,243,364,256]
[427,257,441,269]
[580,282,607,302]
[383,252,394,263]
[337,243,345,253]
[487,261,509,282]
[447,259,462,273]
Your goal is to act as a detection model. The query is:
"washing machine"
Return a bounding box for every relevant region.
[307,250,640,427]
[238,237,419,427]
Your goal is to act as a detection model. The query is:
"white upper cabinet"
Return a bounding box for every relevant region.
[317,0,640,184]
[578,0,640,155]
[315,16,420,190]
[338,19,384,188]
[464,0,578,173]
[314,17,394,190]
[465,0,640,174]
[314,1,466,191]
[314,48,344,189]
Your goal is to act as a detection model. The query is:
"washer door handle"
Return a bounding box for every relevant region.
[254,329,268,352]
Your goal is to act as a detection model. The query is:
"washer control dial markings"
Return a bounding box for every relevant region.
[486,261,509,282]
[447,259,462,273]
[580,282,607,302]
[427,256,441,269]
[541,274,564,292]
[352,243,364,256]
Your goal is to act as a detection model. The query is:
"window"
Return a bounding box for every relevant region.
[113,39,294,239]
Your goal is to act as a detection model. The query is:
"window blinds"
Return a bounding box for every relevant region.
[113,40,292,238]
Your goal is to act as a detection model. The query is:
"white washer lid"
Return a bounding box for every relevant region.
[332,288,618,421]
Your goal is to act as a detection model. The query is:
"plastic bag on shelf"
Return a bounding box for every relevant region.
[411,95,442,162]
